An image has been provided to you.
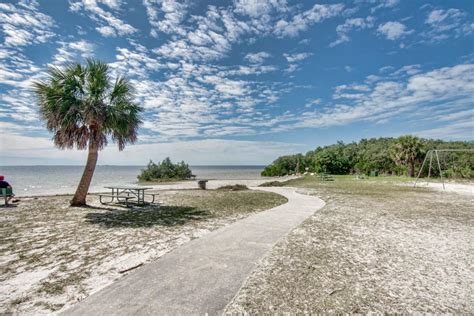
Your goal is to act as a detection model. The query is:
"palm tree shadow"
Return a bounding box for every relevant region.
[85,205,211,228]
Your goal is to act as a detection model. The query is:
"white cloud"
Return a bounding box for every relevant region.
[109,45,163,78]
[423,8,473,42]
[233,0,287,18]
[377,21,412,40]
[426,8,463,26]
[370,0,399,13]
[69,0,137,37]
[100,0,123,10]
[143,0,188,37]
[268,64,474,140]
[282,52,312,73]
[49,40,95,66]
[305,98,321,108]
[329,16,375,47]
[284,63,299,73]
[96,25,116,37]
[0,38,95,124]
[0,1,56,47]
[283,52,312,63]
[415,119,473,140]
[153,6,252,62]
[274,3,344,37]
[244,52,271,64]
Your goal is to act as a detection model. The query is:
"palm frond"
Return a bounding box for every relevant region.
[33,58,142,152]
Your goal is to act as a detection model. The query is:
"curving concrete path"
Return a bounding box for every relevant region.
[63,187,325,316]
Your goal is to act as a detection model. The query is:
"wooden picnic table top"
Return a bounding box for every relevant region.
[104,186,153,190]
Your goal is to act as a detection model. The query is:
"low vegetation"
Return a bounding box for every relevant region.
[217,184,249,191]
[261,135,473,178]
[227,176,473,313]
[258,181,286,187]
[138,157,194,182]
[1,189,286,314]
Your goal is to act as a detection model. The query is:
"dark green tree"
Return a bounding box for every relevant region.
[390,135,424,177]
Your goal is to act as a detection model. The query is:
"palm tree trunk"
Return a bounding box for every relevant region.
[408,161,415,177]
[70,143,99,206]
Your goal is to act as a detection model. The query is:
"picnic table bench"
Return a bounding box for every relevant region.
[98,186,160,206]
[317,173,334,181]
[1,188,14,206]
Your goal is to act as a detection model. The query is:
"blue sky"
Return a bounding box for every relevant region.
[0,0,473,165]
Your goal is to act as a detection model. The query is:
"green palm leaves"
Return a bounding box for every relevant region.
[33,59,142,151]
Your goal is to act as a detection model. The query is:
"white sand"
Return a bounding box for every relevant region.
[411,181,474,196]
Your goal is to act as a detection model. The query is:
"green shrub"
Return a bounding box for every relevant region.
[138,158,194,181]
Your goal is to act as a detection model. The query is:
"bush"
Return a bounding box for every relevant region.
[217,184,249,191]
[138,158,194,182]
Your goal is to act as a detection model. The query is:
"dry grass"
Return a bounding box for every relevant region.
[226,176,474,314]
[0,189,286,315]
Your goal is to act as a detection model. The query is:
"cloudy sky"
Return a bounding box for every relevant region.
[0,0,473,165]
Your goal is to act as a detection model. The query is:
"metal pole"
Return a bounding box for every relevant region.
[414,150,429,188]
[427,150,433,184]
[435,150,445,190]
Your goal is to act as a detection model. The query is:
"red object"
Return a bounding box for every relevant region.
[0,176,4,180]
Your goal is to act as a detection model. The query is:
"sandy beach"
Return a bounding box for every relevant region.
[0,186,287,315]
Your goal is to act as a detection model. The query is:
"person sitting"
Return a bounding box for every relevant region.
[0,175,15,204]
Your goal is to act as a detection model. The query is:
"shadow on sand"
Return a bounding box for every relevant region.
[85,205,211,227]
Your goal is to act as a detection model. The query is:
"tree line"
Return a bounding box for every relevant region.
[261,136,474,178]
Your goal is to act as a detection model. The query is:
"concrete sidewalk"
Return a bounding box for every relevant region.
[63,187,325,316]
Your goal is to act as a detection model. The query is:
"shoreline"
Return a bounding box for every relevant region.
[11,176,299,198]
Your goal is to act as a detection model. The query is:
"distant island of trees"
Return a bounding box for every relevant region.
[261,136,474,178]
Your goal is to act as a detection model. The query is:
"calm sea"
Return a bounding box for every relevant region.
[0,165,265,196]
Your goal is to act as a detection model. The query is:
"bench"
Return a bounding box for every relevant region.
[1,188,14,206]
[97,193,161,206]
[97,194,136,205]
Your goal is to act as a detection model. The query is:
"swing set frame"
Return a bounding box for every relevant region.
[414,149,474,190]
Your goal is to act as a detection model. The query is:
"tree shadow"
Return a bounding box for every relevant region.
[85,205,211,228]
[0,204,18,208]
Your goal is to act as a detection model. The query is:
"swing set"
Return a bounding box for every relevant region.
[414,149,474,189]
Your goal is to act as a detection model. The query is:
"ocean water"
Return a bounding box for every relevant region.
[0,165,265,196]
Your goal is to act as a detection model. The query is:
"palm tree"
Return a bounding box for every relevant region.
[391,135,424,177]
[33,59,142,206]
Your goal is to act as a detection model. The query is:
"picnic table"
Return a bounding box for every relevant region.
[317,173,334,181]
[98,186,158,206]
